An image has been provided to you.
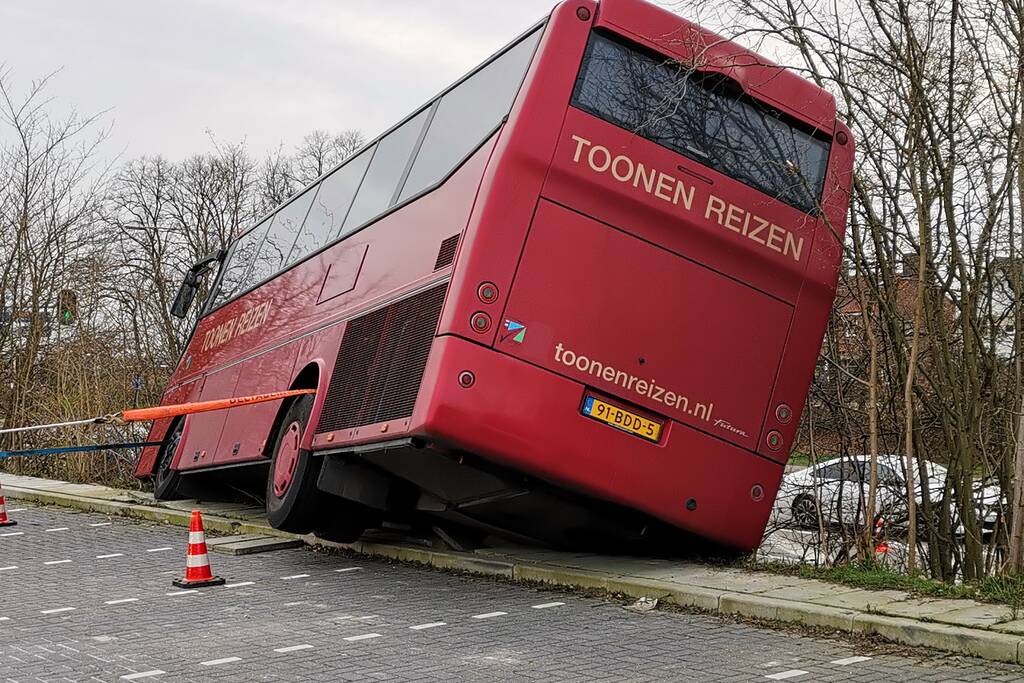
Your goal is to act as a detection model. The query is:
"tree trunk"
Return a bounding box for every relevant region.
[1008,402,1024,572]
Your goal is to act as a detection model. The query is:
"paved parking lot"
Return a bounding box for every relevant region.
[1,503,1022,681]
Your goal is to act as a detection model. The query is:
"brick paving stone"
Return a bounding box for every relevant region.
[1,503,1023,681]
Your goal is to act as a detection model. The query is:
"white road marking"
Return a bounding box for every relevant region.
[224,581,255,588]
[281,574,310,580]
[121,670,165,680]
[531,602,565,609]
[284,601,308,607]
[90,522,113,527]
[40,607,75,614]
[96,553,124,559]
[343,633,383,642]
[146,547,172,553]
[471,611,507,619]
[45,527,69,532]
[44,560,72,565]
[765,671,809,680]
[335,567,361,573]
[0,566,16,571]
[0,616,9,621]
[5,508,25,513]
[409,622,447,630]
[200,657,242,666]
[831,656,872,666]
[273,644,314,653]
[105,598,140,605]
[165,590,199,596]
[0,532,24,537]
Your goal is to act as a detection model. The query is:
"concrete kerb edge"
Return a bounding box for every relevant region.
[8,484,1024,665]
[851,612,1024,664]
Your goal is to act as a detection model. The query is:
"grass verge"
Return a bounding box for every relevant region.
[751,558,1024,613]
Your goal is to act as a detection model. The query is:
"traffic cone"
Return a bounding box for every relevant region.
[172,510,224,588]
[0,480,17,527]
[873,517,888,555]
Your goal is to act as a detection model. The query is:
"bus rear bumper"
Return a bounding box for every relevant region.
[413,335,781,551]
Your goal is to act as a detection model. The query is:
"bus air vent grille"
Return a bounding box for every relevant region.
[317,283,448,433]
[433,234,460,270]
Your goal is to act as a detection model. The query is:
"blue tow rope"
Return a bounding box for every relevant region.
[0,442,163,460]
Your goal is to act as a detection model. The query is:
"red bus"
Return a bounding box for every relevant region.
[138,0,854,551]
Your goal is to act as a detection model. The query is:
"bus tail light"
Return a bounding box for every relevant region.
[470,311,491,333]
[775,404,792,423]
[458,371,475,388]
[766,430,783,451]
[477,282,499,303]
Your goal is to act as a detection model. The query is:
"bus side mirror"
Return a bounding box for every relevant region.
[170,273,199,319]
[170,248,226,319]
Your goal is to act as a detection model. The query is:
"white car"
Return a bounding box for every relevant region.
[776,454,1003,535]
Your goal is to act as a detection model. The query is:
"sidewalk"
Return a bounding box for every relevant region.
[4,473,1024,665]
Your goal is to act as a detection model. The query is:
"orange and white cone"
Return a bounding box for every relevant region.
[873,517,889,555]
[0,480,17,527]
[172,510,224,588]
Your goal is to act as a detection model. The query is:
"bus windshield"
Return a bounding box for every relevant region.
[571,31,831,213]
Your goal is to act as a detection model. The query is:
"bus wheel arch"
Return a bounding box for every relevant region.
[153,417,186,501]
[263,362,325,533]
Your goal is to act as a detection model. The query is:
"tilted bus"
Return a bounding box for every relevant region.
[137,0,855,551]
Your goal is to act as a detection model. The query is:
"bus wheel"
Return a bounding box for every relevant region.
[153,419,184,501]
[265,394,321,533]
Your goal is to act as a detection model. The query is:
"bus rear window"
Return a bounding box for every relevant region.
[571,32,830,214]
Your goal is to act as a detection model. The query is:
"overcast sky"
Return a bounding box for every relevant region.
[0,0,562,163]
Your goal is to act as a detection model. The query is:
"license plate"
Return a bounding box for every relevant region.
[582,395,662,442]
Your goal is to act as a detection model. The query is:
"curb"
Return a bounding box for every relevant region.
[6,484,1023,665]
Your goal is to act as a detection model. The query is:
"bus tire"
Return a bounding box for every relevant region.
[265,394,321,533]
[153,419,184,501]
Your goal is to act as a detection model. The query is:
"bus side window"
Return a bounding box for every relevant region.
[290,145,375,260]
[342,108,431,234]
[398,28,542,203]
[246,186,317,289]
[210,219,271,307]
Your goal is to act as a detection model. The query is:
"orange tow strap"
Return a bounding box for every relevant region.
[119,389,316,423]
[0,389,316,436]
